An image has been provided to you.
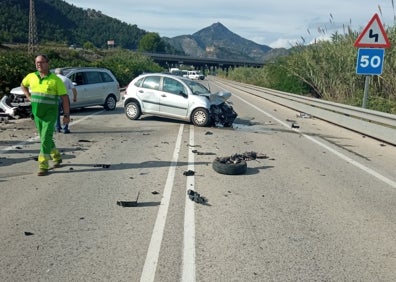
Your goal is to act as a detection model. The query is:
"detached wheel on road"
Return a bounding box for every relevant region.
[212,158,247,175]
[125,101,141,120]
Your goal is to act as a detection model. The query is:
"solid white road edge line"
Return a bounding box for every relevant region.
[232,94,396,189]
[182,125,196,282]
[140,124,184,282]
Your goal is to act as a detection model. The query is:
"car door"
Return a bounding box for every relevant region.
[159,77,189,118]
[136,76,161,113]
[83,71,105,106]
[68,71,89,108]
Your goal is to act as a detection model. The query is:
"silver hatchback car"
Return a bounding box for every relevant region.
[123,73,237,127]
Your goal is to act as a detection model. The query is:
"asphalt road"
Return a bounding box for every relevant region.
[1,77,395,281]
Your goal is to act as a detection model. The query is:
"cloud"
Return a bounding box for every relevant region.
[65,0,396,48]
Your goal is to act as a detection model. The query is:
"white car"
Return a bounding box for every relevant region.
[123,73,237,127]
[186,70,205,80]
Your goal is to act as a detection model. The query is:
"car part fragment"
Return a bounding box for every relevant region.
[212,151,268,175]
[187,189,208,204]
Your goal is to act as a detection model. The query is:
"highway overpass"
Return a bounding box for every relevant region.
[143,52,264,71]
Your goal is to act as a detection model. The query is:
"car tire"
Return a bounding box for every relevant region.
[125,101,141,120]
[191,108,211,127]
[212,158,247,175]
[104,95,117,111]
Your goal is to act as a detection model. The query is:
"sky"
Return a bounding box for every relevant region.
[65,0,396,49]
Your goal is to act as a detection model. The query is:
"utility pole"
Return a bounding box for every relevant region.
[28,0,38,54]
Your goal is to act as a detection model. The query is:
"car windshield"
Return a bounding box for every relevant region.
[182,79,210,94]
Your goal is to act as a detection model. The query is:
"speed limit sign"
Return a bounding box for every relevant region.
[356,48,385,75]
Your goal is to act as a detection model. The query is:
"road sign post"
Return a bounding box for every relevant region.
[354,13,390,108]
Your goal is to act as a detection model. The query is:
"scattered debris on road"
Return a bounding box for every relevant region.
[187,189,208,204]
[216,151,268,164]
[291,123,300,129]
[191,149,216,155]
[183,170,195,176]
[117,192,140,207]
[297,112,312,118]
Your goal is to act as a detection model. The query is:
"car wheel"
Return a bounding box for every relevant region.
[212,158,247,175]
[191,108,211,127]
[104,95,117,111]
[125,101,141,120]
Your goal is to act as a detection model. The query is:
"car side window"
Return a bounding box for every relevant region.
[85,71,102,84]
[134,78,144,87]
[142,76,160,90]
[100,72,114,83]
[71,72,85,85]
[162,77,185,95]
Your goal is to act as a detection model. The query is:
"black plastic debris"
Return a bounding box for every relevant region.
[187,189,207,204]
[192,150,215,155]
[187,144,201,148]
[117,201,138,207]
[205,131,213,135]
[24,231,34,236]
[183,170,195,176]
[78,139,91,142]
[291,123,300,129]
[117,192,140,207]
[151,191,159,195]
[216,151,268,164]
[93,164,111,168]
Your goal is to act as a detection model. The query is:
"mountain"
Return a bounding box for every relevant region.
[0,1,288,61]
[164,22,289,62]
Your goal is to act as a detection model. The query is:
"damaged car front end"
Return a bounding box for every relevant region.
[200,91,237,127]
[0,87,32,119]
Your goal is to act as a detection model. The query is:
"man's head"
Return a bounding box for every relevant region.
[35,54,50,74]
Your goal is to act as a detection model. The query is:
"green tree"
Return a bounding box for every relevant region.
[83,41,95,50]
[138,32,165,53]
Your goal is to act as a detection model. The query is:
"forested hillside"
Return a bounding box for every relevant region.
[0,0,176,52]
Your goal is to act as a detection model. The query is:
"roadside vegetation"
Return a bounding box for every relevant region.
[1,6,396,114]
[0,45,163,97]
[218,10,396,114]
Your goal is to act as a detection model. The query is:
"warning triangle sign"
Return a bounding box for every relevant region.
[354,13,391,48]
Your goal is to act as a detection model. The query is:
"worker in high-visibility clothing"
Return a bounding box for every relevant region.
[21,54,70,176]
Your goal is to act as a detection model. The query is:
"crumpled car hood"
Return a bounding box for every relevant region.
[198,91,232,105]
[10,86,24,96]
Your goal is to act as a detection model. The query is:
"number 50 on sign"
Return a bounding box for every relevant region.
[356,48,385,75]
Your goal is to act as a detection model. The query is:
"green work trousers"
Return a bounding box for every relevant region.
[34,114,61,170]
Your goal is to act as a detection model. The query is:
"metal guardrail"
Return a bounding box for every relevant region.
[217,78,396,145]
